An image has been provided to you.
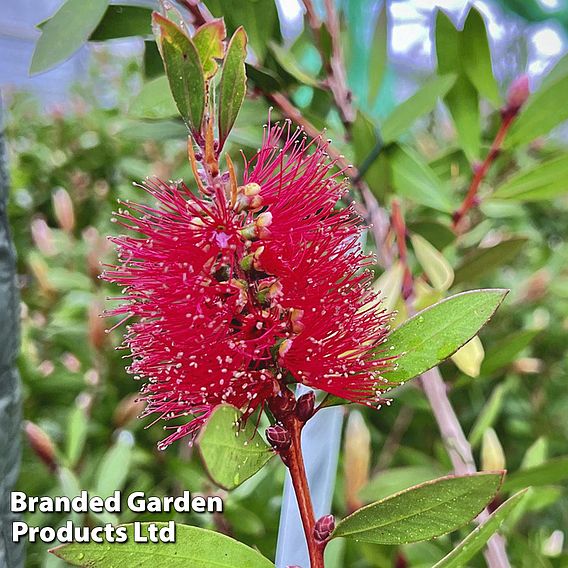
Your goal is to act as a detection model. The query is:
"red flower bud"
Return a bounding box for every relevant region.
[296,391,315,422]
[506,75,530,114]
[25,421,58,472]
[313,514,335,543]
[266,424,291,452]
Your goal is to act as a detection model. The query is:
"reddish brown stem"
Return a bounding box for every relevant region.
[452,112,516,232]
[282,417,325,568]
[390,200,413,299]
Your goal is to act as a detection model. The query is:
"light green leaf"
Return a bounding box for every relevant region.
[382,289,507,384]
[269,42,319,87]
[492,156,568,201]
[129,76,178,119]
[367,4,388,106]
[432,491,528,568]
[469,383,508,447]
[387,144,453,213]
[333,472,504,544]
[521,437,548,470]
[90,5,152,41]
[50,523,275,567]
[193,19,226,79]
[153,13,205,135]
[93,432,133,499]
[451,335,484,377]
[506,66,568,148]
[481,329,539,376]
[219,28,248,149]
[453,238,527,285]
[382,74,457,142]
[197,405,273,490]
[65,405,88,467]
[503,456,568,492]
[410,234,454,291]
[359,466,443,503]
[30,0,109,75]
[462,9,502,107]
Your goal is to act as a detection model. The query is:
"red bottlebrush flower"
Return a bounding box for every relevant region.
[103,121,393,449]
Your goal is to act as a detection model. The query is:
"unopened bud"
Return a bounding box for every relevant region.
[290,308,305,333]
[25,421,58,471]
[114,393,145,428]
[481,428,506,472]
[52,188,75,233]
[296,391,315,422]
[278,338,293,360]
[270,388,296,417]
[88,300,106,350]
[313,514,335,543]
[266,424,291,452]
[506,75,530,115]
[31,218,56,256]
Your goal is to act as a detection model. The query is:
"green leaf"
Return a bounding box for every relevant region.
[410,234,454,291]
[93,432,134,499]
[129,76,178,119]
[503,456,568,492]
[521,437,548,470]
[469,383,509,447]
[30,0,109,75]
[50,523,275,567]
[153,13,206,135]
[481,329,539,376]
[219,28,248,149]
[462,9,502,107]
[367,4,388,106]
[333,472,504,544]
[90,6,152,41]
[65,405,88,467]
[432,491,528,568]
[269,42,319,87]
[381,74,457,142]
[382,289,507,384]
[453,238,527,285]
[387,144,453,213]
[506,65,568,148]
[193,19,226,79]
[204,0,280,61]
[492,156,568,201]
[408,220,456,250]
[359,466,443,503]
[197,405,273,490]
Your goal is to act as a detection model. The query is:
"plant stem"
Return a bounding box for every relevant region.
[282,416,325,568]
[452,113,516,232]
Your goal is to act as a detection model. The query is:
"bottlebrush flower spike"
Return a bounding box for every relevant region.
[103,120,394,449]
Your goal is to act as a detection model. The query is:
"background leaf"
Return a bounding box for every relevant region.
[333,473,504,544]
[90,5,152,41]
[197,405,273,490]
[129,76,178,119]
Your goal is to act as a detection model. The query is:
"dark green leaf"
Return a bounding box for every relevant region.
[65,406,88,467]
[246,64,282,92]
[129,76,178,119]
[386,144,453,212]
[462,9,502,107]
[453,238,527,285]
[193,19,226,79]
[433,491,528,568]
[492,156,568,201]
[50,523,275,567]
[382,289,508,384]
[219,28,248,149]
[153,13,206,135]
[197,405,273,490]
[481,329,539,376]
[504,456,568,492]
[381,74,457,142]
[367,5,388,106]
[468,383,509,447]
[333,472,504,544]
[90,6,152,41]
[30,0,109,75]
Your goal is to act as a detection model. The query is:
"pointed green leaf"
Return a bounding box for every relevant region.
[193,19,226,79]
[367,5,388,106]
[50,523,275,567]
[481,329,539,376]
[492,156,568,201]
[93,432,133,499]
[197,405,273,490]
[269,42,319,87]
[382,289,507,384]
[432,491,528,568]
[153,13,206,135]
[90,5,152,41]
[503,456,568,492]
[410,234,454,291]
[469,383,508,447]
[30,0,109,75]
[130,75,178,119]
[462,9,502,107]
[65,405,88,467]
[333,472,504,544]
[219,27,248,149]
[381,74,457,142]
[387,144,454,213]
